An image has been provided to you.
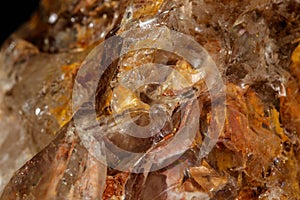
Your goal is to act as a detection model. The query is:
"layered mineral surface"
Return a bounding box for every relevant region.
[0,0,300,199]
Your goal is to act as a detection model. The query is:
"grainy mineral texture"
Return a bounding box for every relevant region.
[0,0,300,199]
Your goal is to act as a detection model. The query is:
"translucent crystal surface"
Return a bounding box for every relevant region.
[0,0,300,199]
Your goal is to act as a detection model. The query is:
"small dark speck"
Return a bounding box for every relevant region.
[126,12,132,19]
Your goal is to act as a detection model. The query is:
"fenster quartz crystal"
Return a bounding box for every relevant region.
[0,0,300,199]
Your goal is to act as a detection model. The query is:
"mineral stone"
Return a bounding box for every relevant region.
[0,0,300,199]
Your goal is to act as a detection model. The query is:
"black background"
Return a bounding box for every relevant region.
[0,0,40,46]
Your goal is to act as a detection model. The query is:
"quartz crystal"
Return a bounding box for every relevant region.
[0,0,300,199]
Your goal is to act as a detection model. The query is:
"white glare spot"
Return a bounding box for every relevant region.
[88,22,94,28]
[48,13,58,24]
[100,32,106,38]
[35,108,41,116]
